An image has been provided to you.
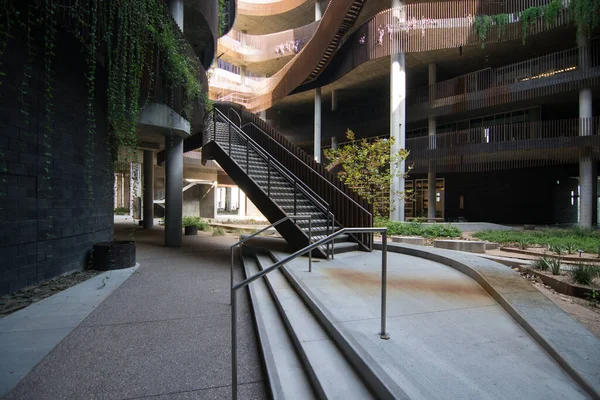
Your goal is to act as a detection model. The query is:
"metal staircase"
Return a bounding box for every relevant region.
[202,108,362,257]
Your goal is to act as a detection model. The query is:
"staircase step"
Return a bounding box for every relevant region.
[254,253,375,400]
[241,254,316,400]
[331,241,360,254]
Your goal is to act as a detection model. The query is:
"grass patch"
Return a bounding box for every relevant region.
[212,227,226,236]
[472,227,600,253]
[114,207,129,215]
[376,220,461,238]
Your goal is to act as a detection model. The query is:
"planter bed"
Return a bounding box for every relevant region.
[519,267,598,299]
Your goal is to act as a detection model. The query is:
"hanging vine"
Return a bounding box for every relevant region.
[569,0,600,45]
[85,0,98,204]
[41,0,57,193]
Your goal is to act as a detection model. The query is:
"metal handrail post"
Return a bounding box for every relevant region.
[380,230,389,340]
[229,215,314,304]
[308,216,312,272]
[230,227,388,400]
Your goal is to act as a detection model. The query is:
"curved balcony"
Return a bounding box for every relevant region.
[407,117,600,174]
[212,0,570,112]
[238,0,311,16]
[185,0,219,69]
[407,40,600,121]
[218,22,318,65]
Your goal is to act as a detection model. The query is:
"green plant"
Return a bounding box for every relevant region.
[492,14,510,39]
[547,258,561,275]
[585,289,599,308]
[114,207,130,215]
[472,228,600,253]
[182,216,210,230]
[212,227,226,236]
[218,0,229,36]
[544,0,562,24]
[473,15,493,48]
[518,239,530,250]
[325,129,411,217]
[384,221,461,238]
[532,257,551,271]
[520,6,544,44]
[569,0,600,45]
[565,242,578,254]
[570,262,599,286]
[547,243,564,256]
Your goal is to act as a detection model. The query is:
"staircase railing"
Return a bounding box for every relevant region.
[204,109,335,243]
[229,214,317,305]
[236,109,373,249]
[231,227,389,400]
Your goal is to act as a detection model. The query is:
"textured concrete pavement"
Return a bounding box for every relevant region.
[4,220,266,399]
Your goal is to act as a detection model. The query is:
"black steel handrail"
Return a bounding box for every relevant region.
[212,109,331,217]
[206,109,335,245]
[240,120,372,216]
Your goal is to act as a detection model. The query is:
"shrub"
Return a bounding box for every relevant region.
[564,243,577,254]
[182,216,210,230]
[518,239,530,250]
[547,258,561,275]
[570,263,599,286]
[212,227,226,236]
[472,228,600,253]
[114,207,129,215]
[384,221,461,238]
[532,257,550,271]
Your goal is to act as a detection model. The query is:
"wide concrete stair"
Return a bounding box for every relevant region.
[242,246,387,400]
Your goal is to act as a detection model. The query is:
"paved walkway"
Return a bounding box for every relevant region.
[4,221,266,399]
[281,250,589,400]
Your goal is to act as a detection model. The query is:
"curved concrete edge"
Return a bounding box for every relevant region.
[0,264,139,397]
[137,102,191,137]
[267,249,409,400]
[374,242,600,400]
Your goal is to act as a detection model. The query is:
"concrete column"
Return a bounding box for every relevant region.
[165,135,183,247]
[240,65,246,87]
[314,87,322,162]
[143,150,154,229]
[427,62,437,220]
[331,90,338,111]
[331,136,338,150]
[579,87,594,228]
[315,0,322,20]
[168,0,184,32]
[578,31,594,228]
[390,54,406,221]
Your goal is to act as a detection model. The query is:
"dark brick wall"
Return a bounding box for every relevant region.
[0,28,113,295]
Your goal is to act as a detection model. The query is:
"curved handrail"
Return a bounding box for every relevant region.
[240,121,372,215]
[211,109,332,216]
[231,226,389,399]
[227,107,242,127]
[229,214,316,304]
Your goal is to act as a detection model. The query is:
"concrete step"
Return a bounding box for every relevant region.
[254,253,375,400]
[331,241,359,254]
[241,254,316,400]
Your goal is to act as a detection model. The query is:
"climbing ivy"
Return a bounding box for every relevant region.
[218,0,229,37]
[569,0,600,45]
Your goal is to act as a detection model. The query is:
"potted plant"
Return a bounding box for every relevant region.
[183,216,200,235]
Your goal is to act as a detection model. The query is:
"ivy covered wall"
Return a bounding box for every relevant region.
[0,27,113,295]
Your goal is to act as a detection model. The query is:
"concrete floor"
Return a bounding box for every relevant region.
[283,251,589,400]
[4,220,267,399]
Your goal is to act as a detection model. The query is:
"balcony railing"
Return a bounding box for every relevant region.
[237,0,310,16]
[407,117,600,173]
[408,40,600,120]
[211,0,568,112]
[219,22,319,63]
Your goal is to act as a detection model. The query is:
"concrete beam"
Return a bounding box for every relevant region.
[137,103,190,138]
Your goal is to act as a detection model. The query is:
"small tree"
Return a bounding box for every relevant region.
[324,129,411,218]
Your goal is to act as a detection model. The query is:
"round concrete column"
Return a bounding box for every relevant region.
[427,62,437,220]
[168,0,184,32]
[314,87,322,162]
[390,52,406,221]
[143,150,154,229]
[165,135,183,247]
[579,87,594,228]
